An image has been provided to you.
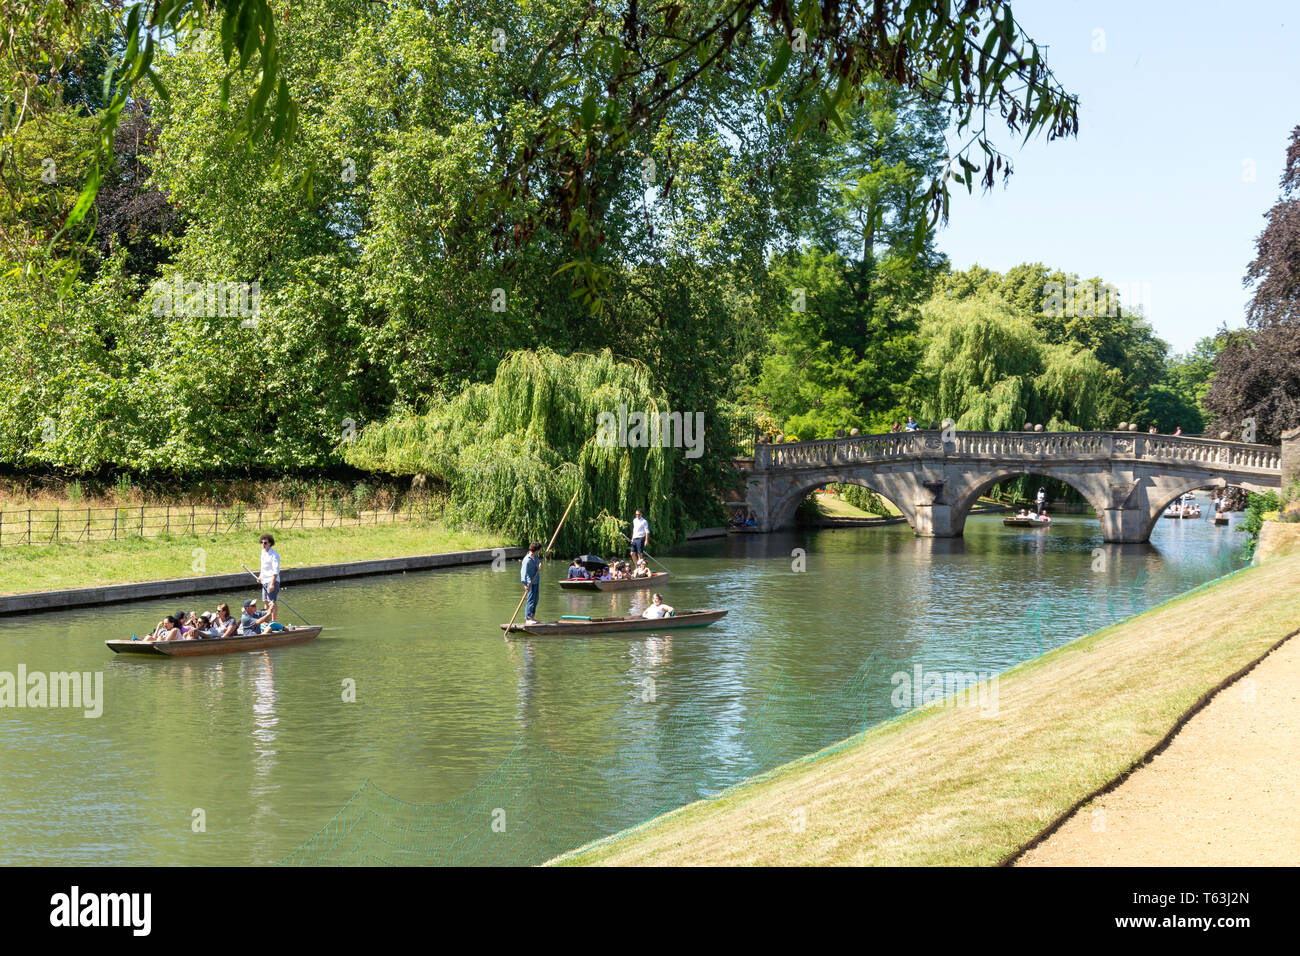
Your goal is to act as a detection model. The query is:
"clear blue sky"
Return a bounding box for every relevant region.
[936,0,1298,353]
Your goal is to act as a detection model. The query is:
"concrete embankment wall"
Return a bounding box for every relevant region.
[0,547,525,617]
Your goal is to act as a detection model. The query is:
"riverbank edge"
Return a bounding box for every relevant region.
[549,551,1300,866]
[0,546,525,616]
[0,524,739,616]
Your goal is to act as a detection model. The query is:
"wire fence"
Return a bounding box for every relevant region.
[0,498,441,547]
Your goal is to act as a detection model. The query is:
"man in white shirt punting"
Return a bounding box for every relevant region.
[630,509,650,563]
[259,533,281,623]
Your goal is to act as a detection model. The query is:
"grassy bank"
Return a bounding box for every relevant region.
[552,550,1300,866]
[810,492,897,519]
[0,522,499,596]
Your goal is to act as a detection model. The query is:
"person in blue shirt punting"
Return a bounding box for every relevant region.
[520,541,543,625]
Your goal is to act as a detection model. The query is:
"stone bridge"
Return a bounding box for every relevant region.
[743,430,1284,543]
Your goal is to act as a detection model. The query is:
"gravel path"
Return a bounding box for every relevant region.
[1019,635,1300,866]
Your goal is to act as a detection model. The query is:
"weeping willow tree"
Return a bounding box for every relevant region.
[914,294,1122,503]
[916,295,1120,430]
[916,295,1040,430]
[344,349,677,555]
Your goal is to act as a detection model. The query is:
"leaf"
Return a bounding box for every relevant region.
[580,94,597,130]
[146,67,170,101]
[221,0,240,63]
[762,41,792,89]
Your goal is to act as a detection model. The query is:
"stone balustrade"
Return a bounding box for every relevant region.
[755,430,1282,476]
[745,429,1284,544]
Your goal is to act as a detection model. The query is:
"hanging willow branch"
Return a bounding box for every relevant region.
[345,348,678,555]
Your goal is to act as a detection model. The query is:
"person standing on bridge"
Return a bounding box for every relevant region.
[905,416,919,431]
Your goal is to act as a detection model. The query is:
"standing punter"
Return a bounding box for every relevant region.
[520,541,542,626]
[630,509,649,562]
[259,533,281,624]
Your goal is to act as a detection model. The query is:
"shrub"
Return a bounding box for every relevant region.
[1240,490,1281,558]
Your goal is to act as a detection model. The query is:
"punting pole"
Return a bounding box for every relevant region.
[503,488,581,635]
[620,530,671,574]
[240,564,311,626]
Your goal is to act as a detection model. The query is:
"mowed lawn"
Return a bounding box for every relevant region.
[553,550,1300,866]
[0,522,500,596]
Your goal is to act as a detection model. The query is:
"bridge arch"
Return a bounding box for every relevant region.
[1138,476,1231,541]
[767,472,919,534]
[945,466,1116,537]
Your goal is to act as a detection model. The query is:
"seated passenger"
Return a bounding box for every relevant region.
[634,558,651,578]
[641,594,675,619]
[744,511,758,527]
[238,599,272,635]
[210,603,238,639]
[567,558,589,579]
[142,616,182,643]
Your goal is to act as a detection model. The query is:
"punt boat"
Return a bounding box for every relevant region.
[1003,517,1049,528]
[559,571,670,591]
[503,608,727,637]
[106,625,324,657]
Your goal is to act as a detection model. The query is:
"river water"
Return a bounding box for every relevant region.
[0,499,1247,865]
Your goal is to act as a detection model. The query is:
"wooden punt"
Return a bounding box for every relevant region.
[503,608,727,636]
[558,571,670,591]
[106,625,323,657]
[1003,518,1049,528]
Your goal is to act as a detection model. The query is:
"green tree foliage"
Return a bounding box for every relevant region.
[343,349,677,554]
[4,1,1079,308]
[755,88,946,438]
[936,262,1181,428]
[1207,126,1300,441]
[912,294,1121,431]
